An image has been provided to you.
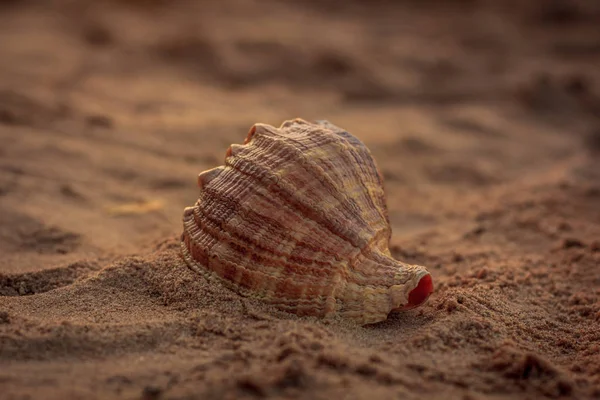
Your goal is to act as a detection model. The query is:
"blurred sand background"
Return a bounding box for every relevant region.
[0,0,599,399]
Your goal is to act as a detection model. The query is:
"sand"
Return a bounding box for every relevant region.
[1,0,599,399]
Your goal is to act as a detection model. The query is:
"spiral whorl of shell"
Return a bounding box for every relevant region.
[181,118,433,325]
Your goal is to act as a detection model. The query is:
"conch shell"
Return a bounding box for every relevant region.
[181,118,433,325]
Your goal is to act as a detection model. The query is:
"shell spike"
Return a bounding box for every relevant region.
[225,144,243,159]
[244,123,268,144]
[280,118,311,129]
[197,166,223,189]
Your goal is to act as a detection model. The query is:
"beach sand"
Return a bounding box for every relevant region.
[1,0,599,399]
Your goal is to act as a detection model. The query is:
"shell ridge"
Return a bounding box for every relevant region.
[348,254,401,289]
[243,133,375,247]
[278,126,388,238]
[336,139,390,231]
[192,199,344,280]
[328,139,390,239]
[182,237,335,315]
[315,122,388,217]
[200,166,351,263]
[251,129,366,223]
[184,204,340,316]
[306,124,390,236]
[225,154,363,253]
[346,250,407,287]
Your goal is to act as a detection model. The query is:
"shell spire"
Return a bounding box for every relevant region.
[181,118,433,325]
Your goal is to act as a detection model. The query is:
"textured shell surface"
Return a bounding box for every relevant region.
[181,118,433,325]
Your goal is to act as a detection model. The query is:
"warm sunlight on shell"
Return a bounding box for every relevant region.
[181,118,433,324]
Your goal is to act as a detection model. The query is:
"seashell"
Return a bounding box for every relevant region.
[181,118,433,325]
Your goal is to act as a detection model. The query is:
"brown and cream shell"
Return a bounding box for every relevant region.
[181,118,433,325]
